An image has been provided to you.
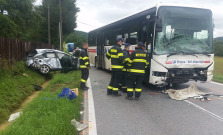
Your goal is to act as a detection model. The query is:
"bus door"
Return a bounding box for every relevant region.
[140,18,155,82]
[97,32,105,68]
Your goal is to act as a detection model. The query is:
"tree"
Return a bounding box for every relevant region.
[64,31,88,47]
[40,0,79,47]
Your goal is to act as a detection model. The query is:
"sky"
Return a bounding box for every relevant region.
[35,0,223,37]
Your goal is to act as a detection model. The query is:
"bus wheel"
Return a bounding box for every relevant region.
[95,58,98,69]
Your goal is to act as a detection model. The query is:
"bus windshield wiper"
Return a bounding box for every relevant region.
[167,51,198,57]
[198,53,211,57]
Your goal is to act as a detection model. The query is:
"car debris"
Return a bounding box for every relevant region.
[8,112,23,122]
[167,83,207,100]
[71,119,88,132]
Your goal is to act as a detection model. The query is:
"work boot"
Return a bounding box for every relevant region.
[81,87,88,91]
[107,92,112,95]
[113,93,122,96]
[125,96,133,100]
[135,97,139,101]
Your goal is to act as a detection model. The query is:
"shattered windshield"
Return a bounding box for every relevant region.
[154,7,213,55]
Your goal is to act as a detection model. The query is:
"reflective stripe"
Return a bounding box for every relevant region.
[118,53,123,56]
[135,88,142,92]
[124,58,130,62]
[111,49,117,52]
[81,79,86,82]
[107,51,111,56]
[85,62,89,65]
[108,86,113,89]
[122,86,127,88]
[127,63,132,66]
[79,56,89,60]
[127,69,131,72]
[111,55,119,58]
[113,88,118,91]
[133,59,147,63]
[83,57,89,60]
[146,62,149,65]
[80,65,87,68]
[130,69,145,73]
[111,65,123,69]
[127,88,133,92]
[122,68,127,71]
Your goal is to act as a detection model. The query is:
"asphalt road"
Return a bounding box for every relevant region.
[88,67,223,135]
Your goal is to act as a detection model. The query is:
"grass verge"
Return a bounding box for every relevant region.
[0,70,82,135]
[0,62,47,124]
[213,56,223,83]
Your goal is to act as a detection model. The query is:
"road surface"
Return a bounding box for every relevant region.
[83,67,223,135]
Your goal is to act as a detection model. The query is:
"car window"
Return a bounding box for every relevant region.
[35,54,45,59]
[46,53,56,58]
[57,53,65,59]
[28,50,37,57]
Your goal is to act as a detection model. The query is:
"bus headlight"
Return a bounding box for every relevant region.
[207,70,213,76]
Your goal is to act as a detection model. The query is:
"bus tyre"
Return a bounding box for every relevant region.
[95,58,98,69]
[40,65,50,74]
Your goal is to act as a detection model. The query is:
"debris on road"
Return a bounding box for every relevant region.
[167,84,206,100]
[71,119,88,131]
[8,112,23,122]
[32,84,42,91]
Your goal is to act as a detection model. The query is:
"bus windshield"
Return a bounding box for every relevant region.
[154,7,213,55]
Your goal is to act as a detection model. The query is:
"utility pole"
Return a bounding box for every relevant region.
[59,0,63,51]
[48,4,51,45]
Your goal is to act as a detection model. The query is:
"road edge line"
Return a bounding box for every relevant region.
[185,100,223,122]
[87,78,98,135]
[211,81,223,86]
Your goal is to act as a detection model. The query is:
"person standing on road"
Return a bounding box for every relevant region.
[106,38,124,96]
[120,43,131,93]
[126,42,149,100]
[80,42,90,90]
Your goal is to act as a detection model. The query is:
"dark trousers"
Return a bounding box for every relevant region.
[107,71,122,95]
[80,69,89,88]
[120,71,128,92]
[127,75,143,98]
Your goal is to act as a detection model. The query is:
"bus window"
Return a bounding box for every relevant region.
[127,32,138,44]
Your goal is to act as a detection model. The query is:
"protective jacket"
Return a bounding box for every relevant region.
[106,44,124,71]
[123,49,130,72]
[128,48,149,76]
[79,48,90,69]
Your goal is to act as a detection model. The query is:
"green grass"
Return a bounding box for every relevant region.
[1,70,82,135]
[213,56,223,83]
[0,62,47,124]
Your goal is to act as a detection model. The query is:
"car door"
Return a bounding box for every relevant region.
[44,52,61,69]
[56,52,72,69]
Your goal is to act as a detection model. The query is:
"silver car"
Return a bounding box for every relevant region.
[26,49,79,74]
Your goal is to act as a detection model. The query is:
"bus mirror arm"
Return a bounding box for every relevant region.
[155,17,162,32]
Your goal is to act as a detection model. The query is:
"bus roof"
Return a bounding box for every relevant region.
[89,3,211,33]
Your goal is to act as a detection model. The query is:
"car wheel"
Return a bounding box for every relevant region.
[40,65,50,74]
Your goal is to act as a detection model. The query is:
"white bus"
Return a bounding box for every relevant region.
[88,4,214,86]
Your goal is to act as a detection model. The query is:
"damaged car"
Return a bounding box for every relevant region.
[26,49,79,74]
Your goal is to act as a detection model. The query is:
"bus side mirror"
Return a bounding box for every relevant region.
[147,44,151,53]
[156,17,162,32]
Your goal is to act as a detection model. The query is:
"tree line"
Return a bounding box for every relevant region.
[0,0,79,48]
[214,38,223,57]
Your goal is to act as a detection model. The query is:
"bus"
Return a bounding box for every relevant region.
[88,3,214,86]
[67,43,74,52]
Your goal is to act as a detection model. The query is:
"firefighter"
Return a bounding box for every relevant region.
[126,42,149,100]
[80,42,90,90]
[120,43,131,93]
[106,38,124,96]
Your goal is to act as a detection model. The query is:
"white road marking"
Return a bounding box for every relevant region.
[185,100,223,122]
[87,78,98,135]
[211,81,223,86]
